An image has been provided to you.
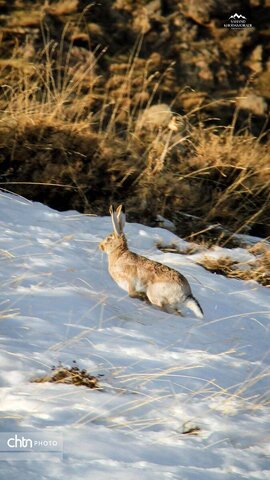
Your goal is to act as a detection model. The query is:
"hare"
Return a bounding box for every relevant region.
[99,205,203,318]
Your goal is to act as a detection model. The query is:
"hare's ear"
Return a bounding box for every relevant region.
[109,205,121,235]
[116,204,126,233]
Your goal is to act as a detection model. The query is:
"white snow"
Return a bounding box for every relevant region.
[0,191,270,479]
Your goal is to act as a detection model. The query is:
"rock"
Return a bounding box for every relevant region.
[237,93,268,116]
[137,104,172,129]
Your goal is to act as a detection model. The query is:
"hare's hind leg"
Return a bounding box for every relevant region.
[162,303,183,315]
[146,284,171,312]
[146,284,164,308]
[146,284,183,315]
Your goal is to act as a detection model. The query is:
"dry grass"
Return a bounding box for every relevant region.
[156,242,202,255]
[191,126,270,229]
[0,4,269,240]
[196,248,270,287]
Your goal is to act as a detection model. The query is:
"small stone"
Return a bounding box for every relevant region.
[237,93,267,116]
[137,104,172,129]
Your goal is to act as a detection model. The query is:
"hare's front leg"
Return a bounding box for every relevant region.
[128,284,147,301]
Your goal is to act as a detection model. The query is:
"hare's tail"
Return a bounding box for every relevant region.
[184,295,204,319]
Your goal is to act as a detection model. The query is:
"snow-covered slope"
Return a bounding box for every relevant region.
[0,192,269,479]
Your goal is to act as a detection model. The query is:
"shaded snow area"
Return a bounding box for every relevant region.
[0,192,270,479]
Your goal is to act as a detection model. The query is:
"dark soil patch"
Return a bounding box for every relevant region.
[182,422,201,436]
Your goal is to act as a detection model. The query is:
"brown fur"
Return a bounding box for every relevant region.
[101,233,189,288]
[99,205,203,318]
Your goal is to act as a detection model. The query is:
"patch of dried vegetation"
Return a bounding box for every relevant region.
[196,244,270,287]
[31,361,101,389]
[157,238,270,287]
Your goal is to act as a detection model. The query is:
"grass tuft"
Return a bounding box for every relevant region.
[31,361,101,389]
